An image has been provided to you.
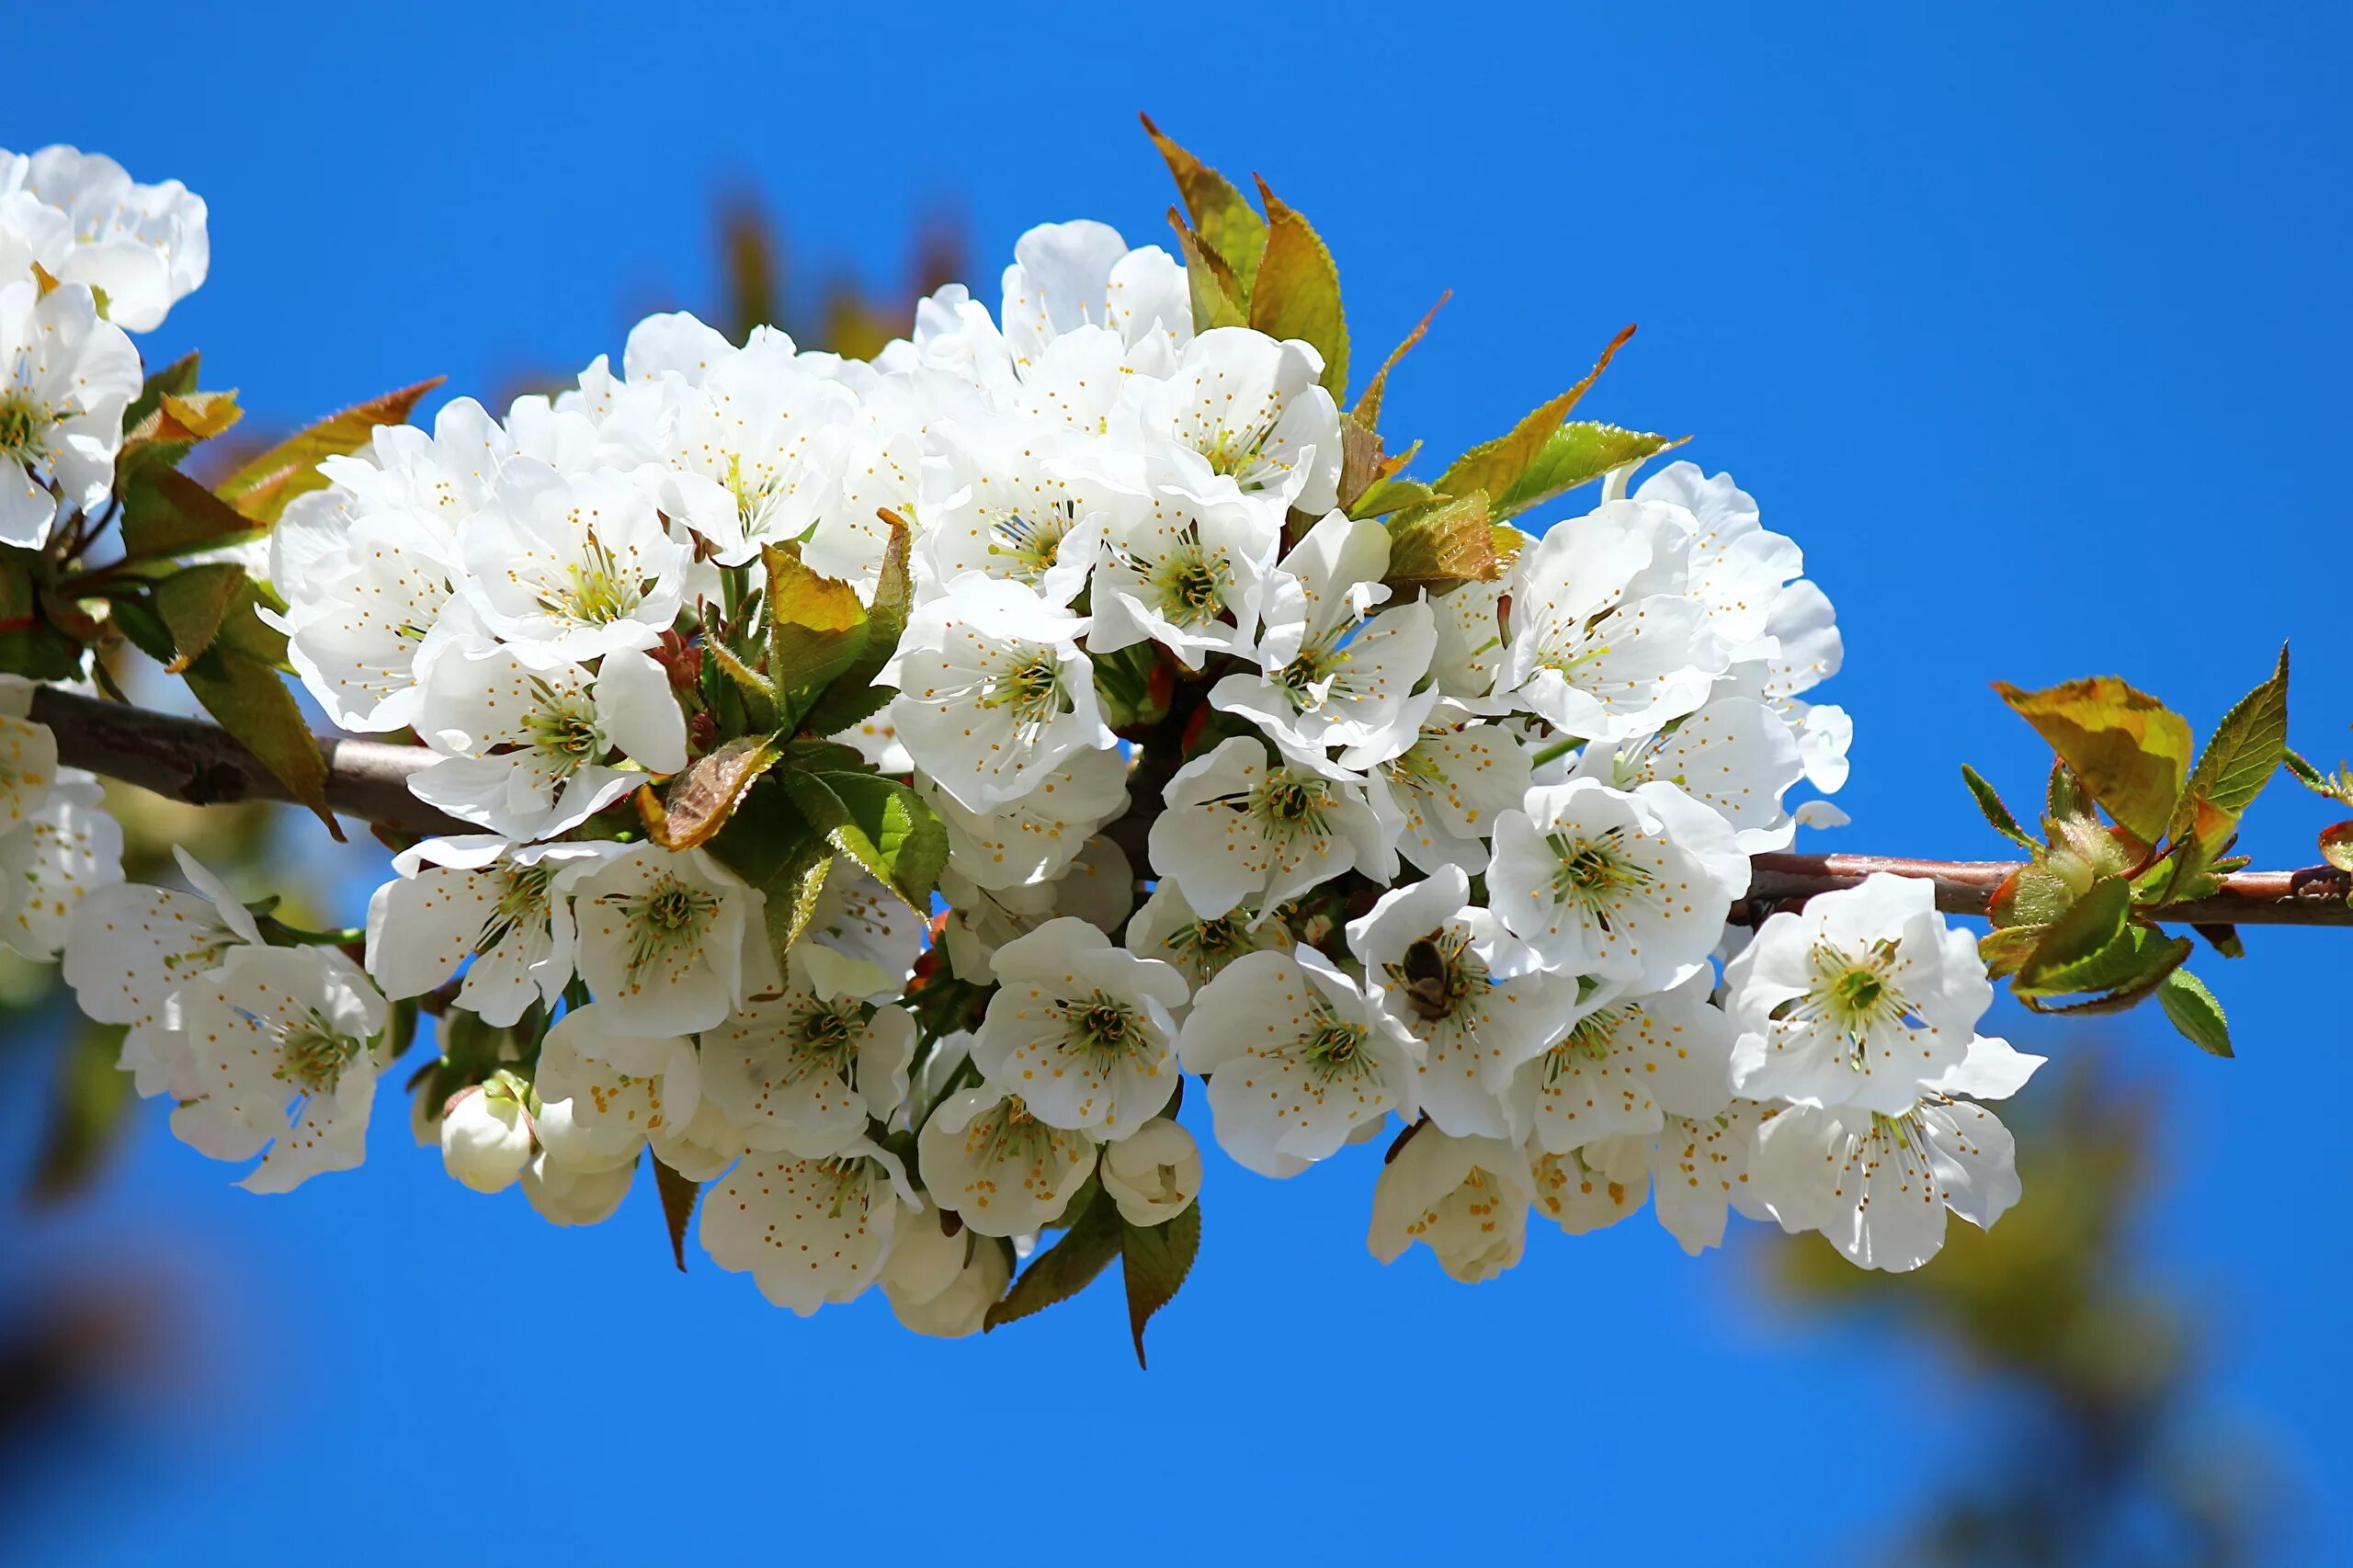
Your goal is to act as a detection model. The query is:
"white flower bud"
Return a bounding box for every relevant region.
[1098,1118,1201,1227]
[522,1151,636,1227]
[439,1076,533,1194]
[884,1229,1011,1339]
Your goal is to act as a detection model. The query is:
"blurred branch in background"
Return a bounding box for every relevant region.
[1758,1051,2279,1568]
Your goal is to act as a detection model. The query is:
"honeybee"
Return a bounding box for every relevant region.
[1396,929,1456,1021]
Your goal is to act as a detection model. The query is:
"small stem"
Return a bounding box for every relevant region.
[1529,734,1579,767]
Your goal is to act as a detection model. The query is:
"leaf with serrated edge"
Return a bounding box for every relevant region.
[151,563,248,673]
[1120,1201,1199,1369]
[1491,423,1687,520]
[984,1188,1123,1332]
[2018,924,2188,1001]
[2156,970,2233,1057]
[1248,176,1347,399]
[179,646,338,837]
[2170,645,2290,845]
[796,513,914,738]
[1436,326,1635,506]
[1167,216,1247,333]
[1140,115,1266,297]
[216,378,443,525]
[1384,490,1498,594]
[639,734,783,850]
[1997,676,2194,845]
[1961,765,2040,849]
[653,1154,699,1272]
[2018,876,2131,987]
[1351,291,1448,430]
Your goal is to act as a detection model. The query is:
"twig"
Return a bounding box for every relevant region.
[29,689,2353,926]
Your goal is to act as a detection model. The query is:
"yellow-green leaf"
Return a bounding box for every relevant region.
[215,377,444,525]
[1167,214,1247,332]
[1351,291,1448,431]
[1247,176,1347,399]
[1490,422,1687,520]
[1995,676,2194,845]
[1435,325,1636,506]
[795,512,914,738]
[2017,875,2131,989]
[1140,114,1266,298]
[1384,490,1498,594]
[1961,764,2040,850]
[2170,645,2290,846]
[27,1021,133,1204]
[777,767,948,911]
[2156,969,2232,1057]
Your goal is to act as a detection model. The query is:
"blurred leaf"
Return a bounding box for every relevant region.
[2168,645,2289,847]
[653,1155,699,1272]
[1120,1200,1199,1369]
[1141,114,1266,298]
[1384,490,1498,594]
[2192,923,2245,960]
[215,377,444,525]
[985,1187,1122,1332]
[1491,422,1686,520]
[119,349,199,435]
[27,1023,132,1203]
[0,551,85,680]
[150,562,249,673]
[777,767,947,911]
[2320,821,2353,874]
[118,466,269,562]
[1248,176,1347,399]
[639,733,783,850]
[1962,764,2042,850]
[2155,970,2232,1057]
[1996,676,2194,845]
[1435,325,1635,508]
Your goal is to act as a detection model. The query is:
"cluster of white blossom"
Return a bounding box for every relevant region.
[13,146,2050,1333]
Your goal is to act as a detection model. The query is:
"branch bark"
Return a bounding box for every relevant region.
[32,687,2353,926]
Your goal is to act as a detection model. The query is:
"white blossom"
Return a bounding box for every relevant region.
[700,1139,917,1315]
[564,846,764,1037]
[698,944,916,1157]
[365,836,615,1028]
[0,146,209,331]
[1368,1126,1537,1284]
[1139,326,1341,513]
[1146,735,1387,920]
[0,279,140,547]
[970,916,1188,1135]
[915,1083,1097,1237]
[1099,1117,1202,1226]
[460,460,689,668]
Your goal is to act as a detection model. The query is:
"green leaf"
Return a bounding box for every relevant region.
[1350,291,1448,431]
[795,512,914,738]
[215,377,444,525]
[1167,215,1248,333]
[118,466,270,562]
[1247,176,1347,400]
[1384,490,1499,595]
[984,1187,1123,1332]
[1120,1200,1199,1369]
[2320,821,2353,875]
[2155,969,2233,1057]
[2018,923,2190,1003]
[1995,676,2195,844]
[178,640,337,836]
[1490,422,1687,520]
[1961,764,2040,850]
[703,778,835,959]
[27,1022,133,1203]
[1434,325,1635,506]
[777,767,949,911]
[640,733,784,850]
[0,550,86,679]
[1976,924,2045,978]
[653,1154,699,1272]
[150,562,249,672]
[2017,875,2131,988]
[1347,475,1438,520]
[2169,645,2290,846]
[1140,114,1266,300]
[705,641,777,733]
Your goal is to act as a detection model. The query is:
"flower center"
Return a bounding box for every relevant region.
[0,392,50,465]
[1300,1004,1376,1082]
[1145,538,1230,625]
[1544,827,1652,931]
[984,500,1079,585]
[273,1010,363,1096]
[983,652,1070,736]
[1381,926,1483,1022]
[1060,991,1147,1059]
[478,864,555,955]
[525,681,603,765]
[1250,771,1335,843]
[551,527,644,626]
[614,876,721,980]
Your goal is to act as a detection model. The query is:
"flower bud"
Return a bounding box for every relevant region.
[884,1227,1011,1339]
[522,1151,636,1227]
[1098,1118,1201,1227]
[439,1075,533,1194]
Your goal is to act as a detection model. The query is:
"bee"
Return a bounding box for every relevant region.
[1396,929,1458,1021]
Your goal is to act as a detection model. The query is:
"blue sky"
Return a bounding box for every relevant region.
[4,1,2349,1562]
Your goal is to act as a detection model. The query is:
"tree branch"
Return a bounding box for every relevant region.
[31,688,2353,926]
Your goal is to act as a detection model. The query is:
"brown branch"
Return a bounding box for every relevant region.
[28,688,2353,926]
[28,687,467,839]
